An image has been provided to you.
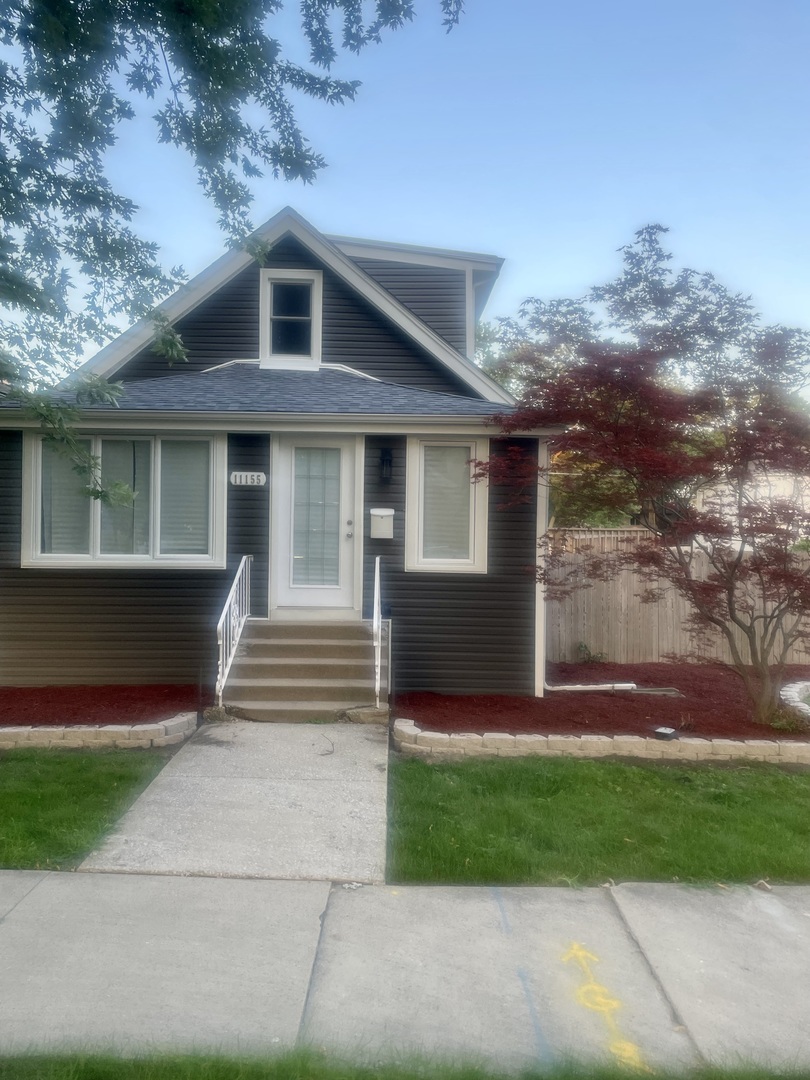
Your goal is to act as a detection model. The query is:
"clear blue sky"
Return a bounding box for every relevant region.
[106,0,810,331]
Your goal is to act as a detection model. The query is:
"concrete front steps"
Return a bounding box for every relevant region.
[222,621,387,723]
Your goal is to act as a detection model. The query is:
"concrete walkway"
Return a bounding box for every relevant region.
[1,872,809,1070]
[81,723,388,882]
[7,723,810,1070]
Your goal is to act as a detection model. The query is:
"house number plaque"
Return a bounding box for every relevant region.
[229,471,267,487]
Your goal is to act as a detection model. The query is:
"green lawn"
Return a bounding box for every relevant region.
[0,748,168,869]
[388,757,810,886]
[0,1054,806,1080]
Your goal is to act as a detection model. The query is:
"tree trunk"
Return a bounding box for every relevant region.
[751,661,784,725]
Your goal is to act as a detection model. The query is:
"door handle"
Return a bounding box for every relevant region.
[346,532,353,539]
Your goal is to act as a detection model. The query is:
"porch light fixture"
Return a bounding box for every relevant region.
[379,448,393,483]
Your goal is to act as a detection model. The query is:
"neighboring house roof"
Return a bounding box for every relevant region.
[2,364,510,420]
[80,207,513,406]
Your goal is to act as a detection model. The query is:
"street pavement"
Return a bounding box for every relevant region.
[2,722,809,1070]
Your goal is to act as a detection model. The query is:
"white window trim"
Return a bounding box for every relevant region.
[405,436,488,574]
[259,268,323,369]
[21,433,228,568]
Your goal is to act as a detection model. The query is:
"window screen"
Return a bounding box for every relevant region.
[422,445,472,560]
[100,440,151,554]
[159,441,211,555]
[40,440,92,554]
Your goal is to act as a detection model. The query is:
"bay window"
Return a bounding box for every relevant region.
[23,434,226,567]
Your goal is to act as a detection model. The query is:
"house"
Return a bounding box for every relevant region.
[0,208,549,717]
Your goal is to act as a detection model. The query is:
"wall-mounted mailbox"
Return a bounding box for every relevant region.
[370,507,395,540]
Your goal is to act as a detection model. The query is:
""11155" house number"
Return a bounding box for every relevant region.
[229,471,267,487]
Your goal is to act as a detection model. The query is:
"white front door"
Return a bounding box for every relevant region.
[271,436,359,614]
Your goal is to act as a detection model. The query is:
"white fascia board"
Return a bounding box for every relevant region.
[83,247,257,379]
[0,412,545,436]
[466,267,476,359]
[326,234,504,273]
[79,206,514,405]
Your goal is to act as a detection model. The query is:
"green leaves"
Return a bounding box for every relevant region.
[150,311,189,365]
[0,0,463,506]
[1,0,462,379]
[497,225,810,395]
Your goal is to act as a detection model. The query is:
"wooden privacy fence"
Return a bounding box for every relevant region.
[545,528,810,665]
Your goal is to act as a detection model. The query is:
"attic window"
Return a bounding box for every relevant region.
[260,269,323,369]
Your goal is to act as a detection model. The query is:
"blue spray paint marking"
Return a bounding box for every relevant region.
[490,886,512,935]
[517,967,555,1065]
[490,889,554,1065]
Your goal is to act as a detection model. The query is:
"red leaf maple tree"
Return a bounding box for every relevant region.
[488,345,810,723]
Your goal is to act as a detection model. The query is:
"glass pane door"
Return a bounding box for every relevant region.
[292,447,341,586]
[272,437,357,612]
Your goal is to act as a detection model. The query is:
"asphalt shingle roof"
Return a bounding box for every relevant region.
[5,364,511,417]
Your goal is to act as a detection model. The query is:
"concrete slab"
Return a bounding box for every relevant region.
[301,885,697,1071]
[0,871,330,1054]
[81,723,388,882]
[163,723,389,781]
[0,870,48,918]
[612,883,810,1068]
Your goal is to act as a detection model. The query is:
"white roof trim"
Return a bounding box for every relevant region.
[0,414,524,435]
[82,207,513,406]
[326,234,503,272]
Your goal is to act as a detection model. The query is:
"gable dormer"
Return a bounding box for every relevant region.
[83,208,511,404]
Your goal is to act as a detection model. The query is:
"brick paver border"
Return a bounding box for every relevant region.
[0,711,197,749]
[393,681,810,763]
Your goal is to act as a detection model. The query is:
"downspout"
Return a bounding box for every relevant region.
[544,681,637,693]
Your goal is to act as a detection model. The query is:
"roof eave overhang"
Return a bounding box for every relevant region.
[326,234,504,272]
[0,409,550,437]
[81,208,514,406]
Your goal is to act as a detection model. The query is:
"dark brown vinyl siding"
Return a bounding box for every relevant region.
[226,434,269,618]
[362,436,538,695]
[353,259,467,354]
[0,431,21,569]
[0,432,267,686]
[1,428,536,691]
[117,238,477,395]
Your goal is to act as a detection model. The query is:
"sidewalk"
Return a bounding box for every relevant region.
[1,871,809,1070]
[80,723,388,882]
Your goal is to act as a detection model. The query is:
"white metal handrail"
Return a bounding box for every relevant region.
[215,555,252,706]
[373,555,382,710]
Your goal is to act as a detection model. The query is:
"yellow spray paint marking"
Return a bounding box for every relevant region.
[562,942,653,1073]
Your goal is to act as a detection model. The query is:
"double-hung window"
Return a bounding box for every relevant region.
[259,269,323,369]
[405,437,488,573]
[23,434,227,567]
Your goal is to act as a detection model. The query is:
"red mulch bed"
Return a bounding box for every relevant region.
[0,685,207,726]
[4,665,810,738]
[395,663,810,741]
